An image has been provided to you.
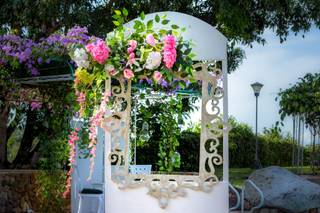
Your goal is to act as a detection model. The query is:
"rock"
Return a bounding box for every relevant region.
[244,166,320,213]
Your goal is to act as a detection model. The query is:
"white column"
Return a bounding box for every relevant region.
[104,76,112,213]
[222,59,229,183]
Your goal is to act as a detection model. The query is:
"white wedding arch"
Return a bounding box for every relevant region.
[72,11,229,213]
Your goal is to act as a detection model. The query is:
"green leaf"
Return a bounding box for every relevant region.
[159,29,167,35]
[122,8,128,16]
[113,21,120,26]
[114,10,121,15]
[161,19,170,25]
[147,20,153,29]
[171,24,179,29]
[172,30,179,37]
[112,14,120,20]
[139,93,145,99]
[155,14,160,23]
[140,11,145,20]
[188,53,196,58]
[184,48,192,55]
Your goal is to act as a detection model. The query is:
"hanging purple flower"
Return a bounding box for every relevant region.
[159,79,169,88]
[146,78,152,85]
[37,57,43,64]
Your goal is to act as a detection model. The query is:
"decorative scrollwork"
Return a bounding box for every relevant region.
[104,61,226,208]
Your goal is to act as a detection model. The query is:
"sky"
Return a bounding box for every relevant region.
[228,27,320,139]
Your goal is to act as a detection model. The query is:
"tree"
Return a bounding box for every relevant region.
[278,73,320,173]
[2,0,320,44]
[0,0,97,39]
[2,1,320,72]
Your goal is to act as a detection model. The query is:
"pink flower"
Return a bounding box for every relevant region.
[128,52,135,65]
[77,92,86,103]
[123,68,134,79]
[105,64,119,76]
[30,101,42,111]
[146,34,156,46]
[153,71,162,82]
[109,69,118,76]
[129,52,135,60]
[86,40,110,64]
[163,35,177,69]
[128,40,137,50]
[85,43,94,52]
[64,128,80,198]
[127,47,134,53]
[164,34,176,47]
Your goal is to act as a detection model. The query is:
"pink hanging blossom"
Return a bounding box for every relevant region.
[128,40,137,50]
[123,68,134,79]
[63,128,80,199]
[128,52,135,65]
[153,71,162,82]
[127,47,134,53]
[76,92,86,104]
[87,93,110,180]
[86,40,110,64]
[163,35,177,69]
[30,101,42,111]
[127,40,137,54]
[146,34,156,46]
[75,91,86,116]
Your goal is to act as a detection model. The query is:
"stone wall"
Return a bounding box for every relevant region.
[0,170,42,213]
[0,170,69,213]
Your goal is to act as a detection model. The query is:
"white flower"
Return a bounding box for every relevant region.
[104,64,118,76]
[105,64,115,72]
[73,48,89,68]
[145,51,162,70]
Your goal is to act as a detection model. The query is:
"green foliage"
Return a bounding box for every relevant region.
[2,1,319,44]
[176,118,305,169]
[228,117,256,167]
[3,83,76,169]
[2,1,319,75]
[227,41,246,73]
[157,98,181,172]
[35,170,69,213]
[133,95,198,172]
[36,85,76,170]
[0,0,97,39]
[177,130,200,172]
[260,127,296,166]
[278,73,320,130]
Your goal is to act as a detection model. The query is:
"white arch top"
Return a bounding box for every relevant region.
[124,11,227,61]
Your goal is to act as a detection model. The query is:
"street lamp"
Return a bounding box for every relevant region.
[251,82,263,169]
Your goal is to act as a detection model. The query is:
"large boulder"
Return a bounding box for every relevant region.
[244,166,320,213]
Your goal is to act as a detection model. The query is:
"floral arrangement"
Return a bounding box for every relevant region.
[67,10,196,182]
[0,9,196,198]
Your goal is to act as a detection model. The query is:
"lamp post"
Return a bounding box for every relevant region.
[251,82,263,169]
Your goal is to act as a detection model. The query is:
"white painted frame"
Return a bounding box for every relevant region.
[103,12,229,213]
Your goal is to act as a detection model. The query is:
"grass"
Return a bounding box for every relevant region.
[228,166,317,188]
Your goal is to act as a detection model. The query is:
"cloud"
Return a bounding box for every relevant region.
[229,28,320,141]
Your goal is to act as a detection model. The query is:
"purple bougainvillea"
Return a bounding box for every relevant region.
[0,26,92,76]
